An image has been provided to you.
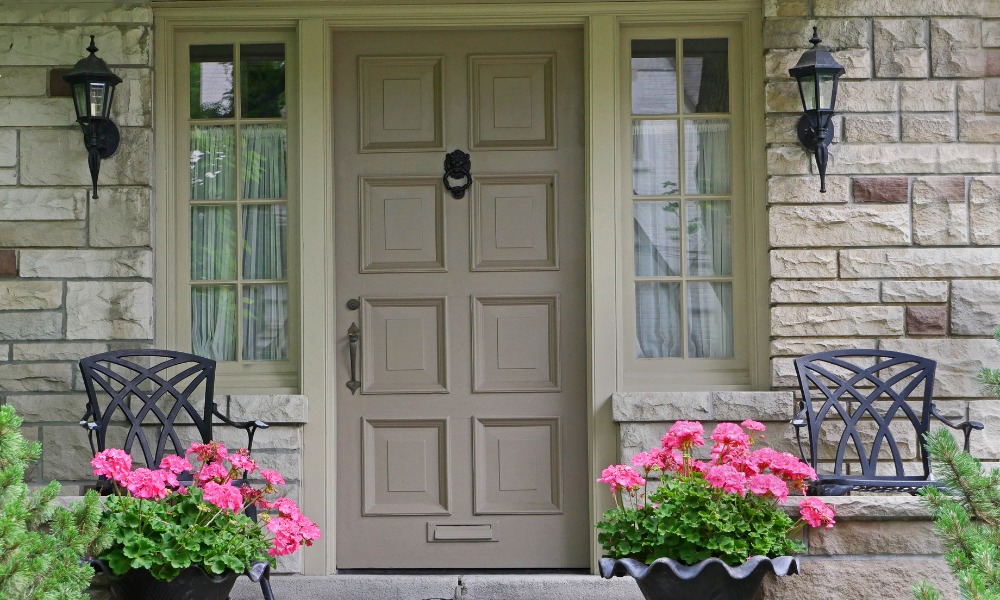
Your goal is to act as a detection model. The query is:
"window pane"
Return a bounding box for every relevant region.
[241,44,286,119]
[192,286,236,361]
[687,282,734,358]
[190,45,234,119]
[243,284,288,361]
[634,201,680,276]
[632,120,679,196]
[636,282,681,358]
[682,38,729,113]
[191,206,237,280]
[190,126,236,200]
[241,124,287,199]
[243,204,287,280]
[684,119,731,195]
[686,201,732,276]
[631,39,677,115]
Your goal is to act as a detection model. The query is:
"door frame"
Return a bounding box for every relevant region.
[152,0,765,575]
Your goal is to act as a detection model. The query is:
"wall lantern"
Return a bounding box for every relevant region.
[63,35,122,200]
[788,27,845,193]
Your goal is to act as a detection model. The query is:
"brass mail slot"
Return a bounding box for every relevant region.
[426,522,498,542]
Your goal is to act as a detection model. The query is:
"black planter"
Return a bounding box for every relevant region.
[600,555,800,600]
[90,560,240,600]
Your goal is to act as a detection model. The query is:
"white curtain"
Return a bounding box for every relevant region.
[190,125,288,362]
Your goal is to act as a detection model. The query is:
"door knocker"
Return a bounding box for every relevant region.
[443,149,472,199]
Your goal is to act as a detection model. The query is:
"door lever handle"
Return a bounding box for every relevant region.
[347,322,361,394]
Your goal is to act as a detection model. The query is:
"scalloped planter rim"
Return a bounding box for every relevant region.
[600,555,800,600]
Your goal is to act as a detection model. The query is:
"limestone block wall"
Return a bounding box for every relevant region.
[0,2,160,487]
[765,0,1000,460]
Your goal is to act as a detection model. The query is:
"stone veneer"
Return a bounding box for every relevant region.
[765,1,1000,464]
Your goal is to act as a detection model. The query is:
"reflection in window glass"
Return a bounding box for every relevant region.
[243,284,289,360]
[636,282,681,358]
[190,126,236,200]
[634,201,680,276]
[192,286,237,361]
[241,44,286,118]
[190,45,234,119]
[681,38,729,113]
[686,201,732,277]
[243,204,288,280]
[687,282,733,358]
[631,39,678,115]
[684,119,731,195]
[241,125,287,199]
[632,120,679,196]
[191,206,237,281]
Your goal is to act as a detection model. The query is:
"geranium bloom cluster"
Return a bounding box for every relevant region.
[92,441,320,558]
[598,420,835,530]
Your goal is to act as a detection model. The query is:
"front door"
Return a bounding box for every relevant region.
[333,28,586,569]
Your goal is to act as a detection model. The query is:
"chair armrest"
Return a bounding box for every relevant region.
[791,409,809,462]
[930,404,984,452]
[212,407,269,453]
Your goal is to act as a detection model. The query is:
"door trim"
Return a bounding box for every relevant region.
[153,0,765,575]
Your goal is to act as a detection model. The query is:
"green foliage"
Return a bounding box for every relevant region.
[99,486,271,581]
[977,326,1000,398]
[596,472,803,566]
[915,429,1000,600]
[0,405,107,600]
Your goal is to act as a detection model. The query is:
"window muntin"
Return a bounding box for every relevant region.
[629,37,735,361]
[187,42,290,365]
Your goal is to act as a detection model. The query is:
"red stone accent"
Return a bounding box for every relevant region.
[987,49,1000,77]
[853,177,910,203]
[914,176,967,202]
[905,306,947,336]
[0,250,16,277]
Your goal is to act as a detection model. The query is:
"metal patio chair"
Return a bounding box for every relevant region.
[78,348,276,600]
[792,349,983,496]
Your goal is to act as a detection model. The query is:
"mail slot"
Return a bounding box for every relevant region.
[426,522,498,542]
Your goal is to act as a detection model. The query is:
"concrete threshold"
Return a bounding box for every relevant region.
[230,573,644,600]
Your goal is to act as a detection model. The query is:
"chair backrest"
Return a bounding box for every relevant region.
[794,349,936,480]
[79,349,217,468]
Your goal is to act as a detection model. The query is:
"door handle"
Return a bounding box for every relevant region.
[347,322,361,394]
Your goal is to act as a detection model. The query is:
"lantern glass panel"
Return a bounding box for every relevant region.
[819,73,836,110]
[797,74,816,111]
[88,83,107,118]
[73,84,88,120]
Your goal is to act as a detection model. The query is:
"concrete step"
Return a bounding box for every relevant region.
[230,574,644,600]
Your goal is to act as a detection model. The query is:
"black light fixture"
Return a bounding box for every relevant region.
[63,35,122,200]
[788,27,845,193]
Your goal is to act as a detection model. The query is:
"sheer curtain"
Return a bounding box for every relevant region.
[191,125,288,362]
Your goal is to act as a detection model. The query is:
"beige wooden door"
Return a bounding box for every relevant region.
[333,29,585,569]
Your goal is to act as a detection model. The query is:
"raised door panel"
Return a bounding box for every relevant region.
[359,56,443,152]
[363,418,451,515]
[472,295,560,392]
[471,175,558,271]
[361,296,449,393]
[470,54,555,149]
[360,177,445,272]
[473,417,562,514]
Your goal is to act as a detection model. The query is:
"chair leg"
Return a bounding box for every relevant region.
[260,572,276,600]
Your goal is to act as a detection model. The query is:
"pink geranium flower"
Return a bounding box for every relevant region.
[661,420,705,451]
[228,452,257,474]
[125,468,171,501]
[596,464,646,493]
[705,464,747,496]
[260,469,285,486]
[202,481,244,512]
[159,454,192,475]
[92,448,133,485]
[198,461,231,485]
[799,497,836,528]
[741,420,766,432]
[632,449,667,473]
[748,473,789,501]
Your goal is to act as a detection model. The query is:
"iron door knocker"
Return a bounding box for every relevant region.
[443,149,472,199]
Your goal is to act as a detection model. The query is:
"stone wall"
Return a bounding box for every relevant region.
[0,2,159,485]
[765,1,1000,460]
